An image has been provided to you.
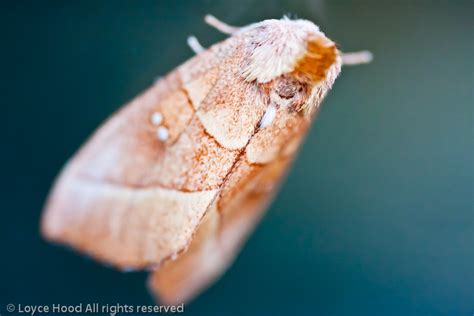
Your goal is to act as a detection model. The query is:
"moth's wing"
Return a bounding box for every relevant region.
[148,104,313,304]
[41,39,261,270]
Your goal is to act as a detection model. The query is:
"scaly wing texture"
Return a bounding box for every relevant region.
[42,37,244,269]
[41,18,342,305]
[148,117,310,304]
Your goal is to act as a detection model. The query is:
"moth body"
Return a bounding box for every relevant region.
[41,15,368,304]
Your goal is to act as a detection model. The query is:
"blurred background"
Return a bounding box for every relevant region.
[1,1,473,315]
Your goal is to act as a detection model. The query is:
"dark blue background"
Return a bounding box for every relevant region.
[1,1,473,315]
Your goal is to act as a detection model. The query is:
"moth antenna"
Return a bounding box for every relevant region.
[282,13,297,20]
[341,50,373,66]
[187,35,205,54]
[204,14,239,34]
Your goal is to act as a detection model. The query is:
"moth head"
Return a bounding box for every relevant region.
[240,17,342,115]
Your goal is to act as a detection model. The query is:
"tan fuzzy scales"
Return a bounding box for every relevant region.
[40,15,370,304]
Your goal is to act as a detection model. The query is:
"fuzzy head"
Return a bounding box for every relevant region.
[239,17,341,114]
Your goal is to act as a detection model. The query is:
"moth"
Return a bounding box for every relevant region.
[41,15,371,304]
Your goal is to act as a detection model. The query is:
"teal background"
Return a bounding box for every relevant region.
[1,1,473,315]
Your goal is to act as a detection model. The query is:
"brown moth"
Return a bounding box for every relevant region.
[41,15,371,304]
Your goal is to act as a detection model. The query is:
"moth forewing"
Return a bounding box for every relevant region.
[41,16,350,304]
[41,58,235,269]
[149,156,294,304]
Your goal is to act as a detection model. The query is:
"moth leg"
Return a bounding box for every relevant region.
[258,104,277,129]
[204,14,239,34]
[341,50,373,65]
[187,35,205,54]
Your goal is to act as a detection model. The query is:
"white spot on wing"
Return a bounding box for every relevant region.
[151,112,163,125]
[156,126,169,141]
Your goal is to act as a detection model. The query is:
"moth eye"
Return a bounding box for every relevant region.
[277,85,298,99]
[272,79,308,111]
[276,79,306,99]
